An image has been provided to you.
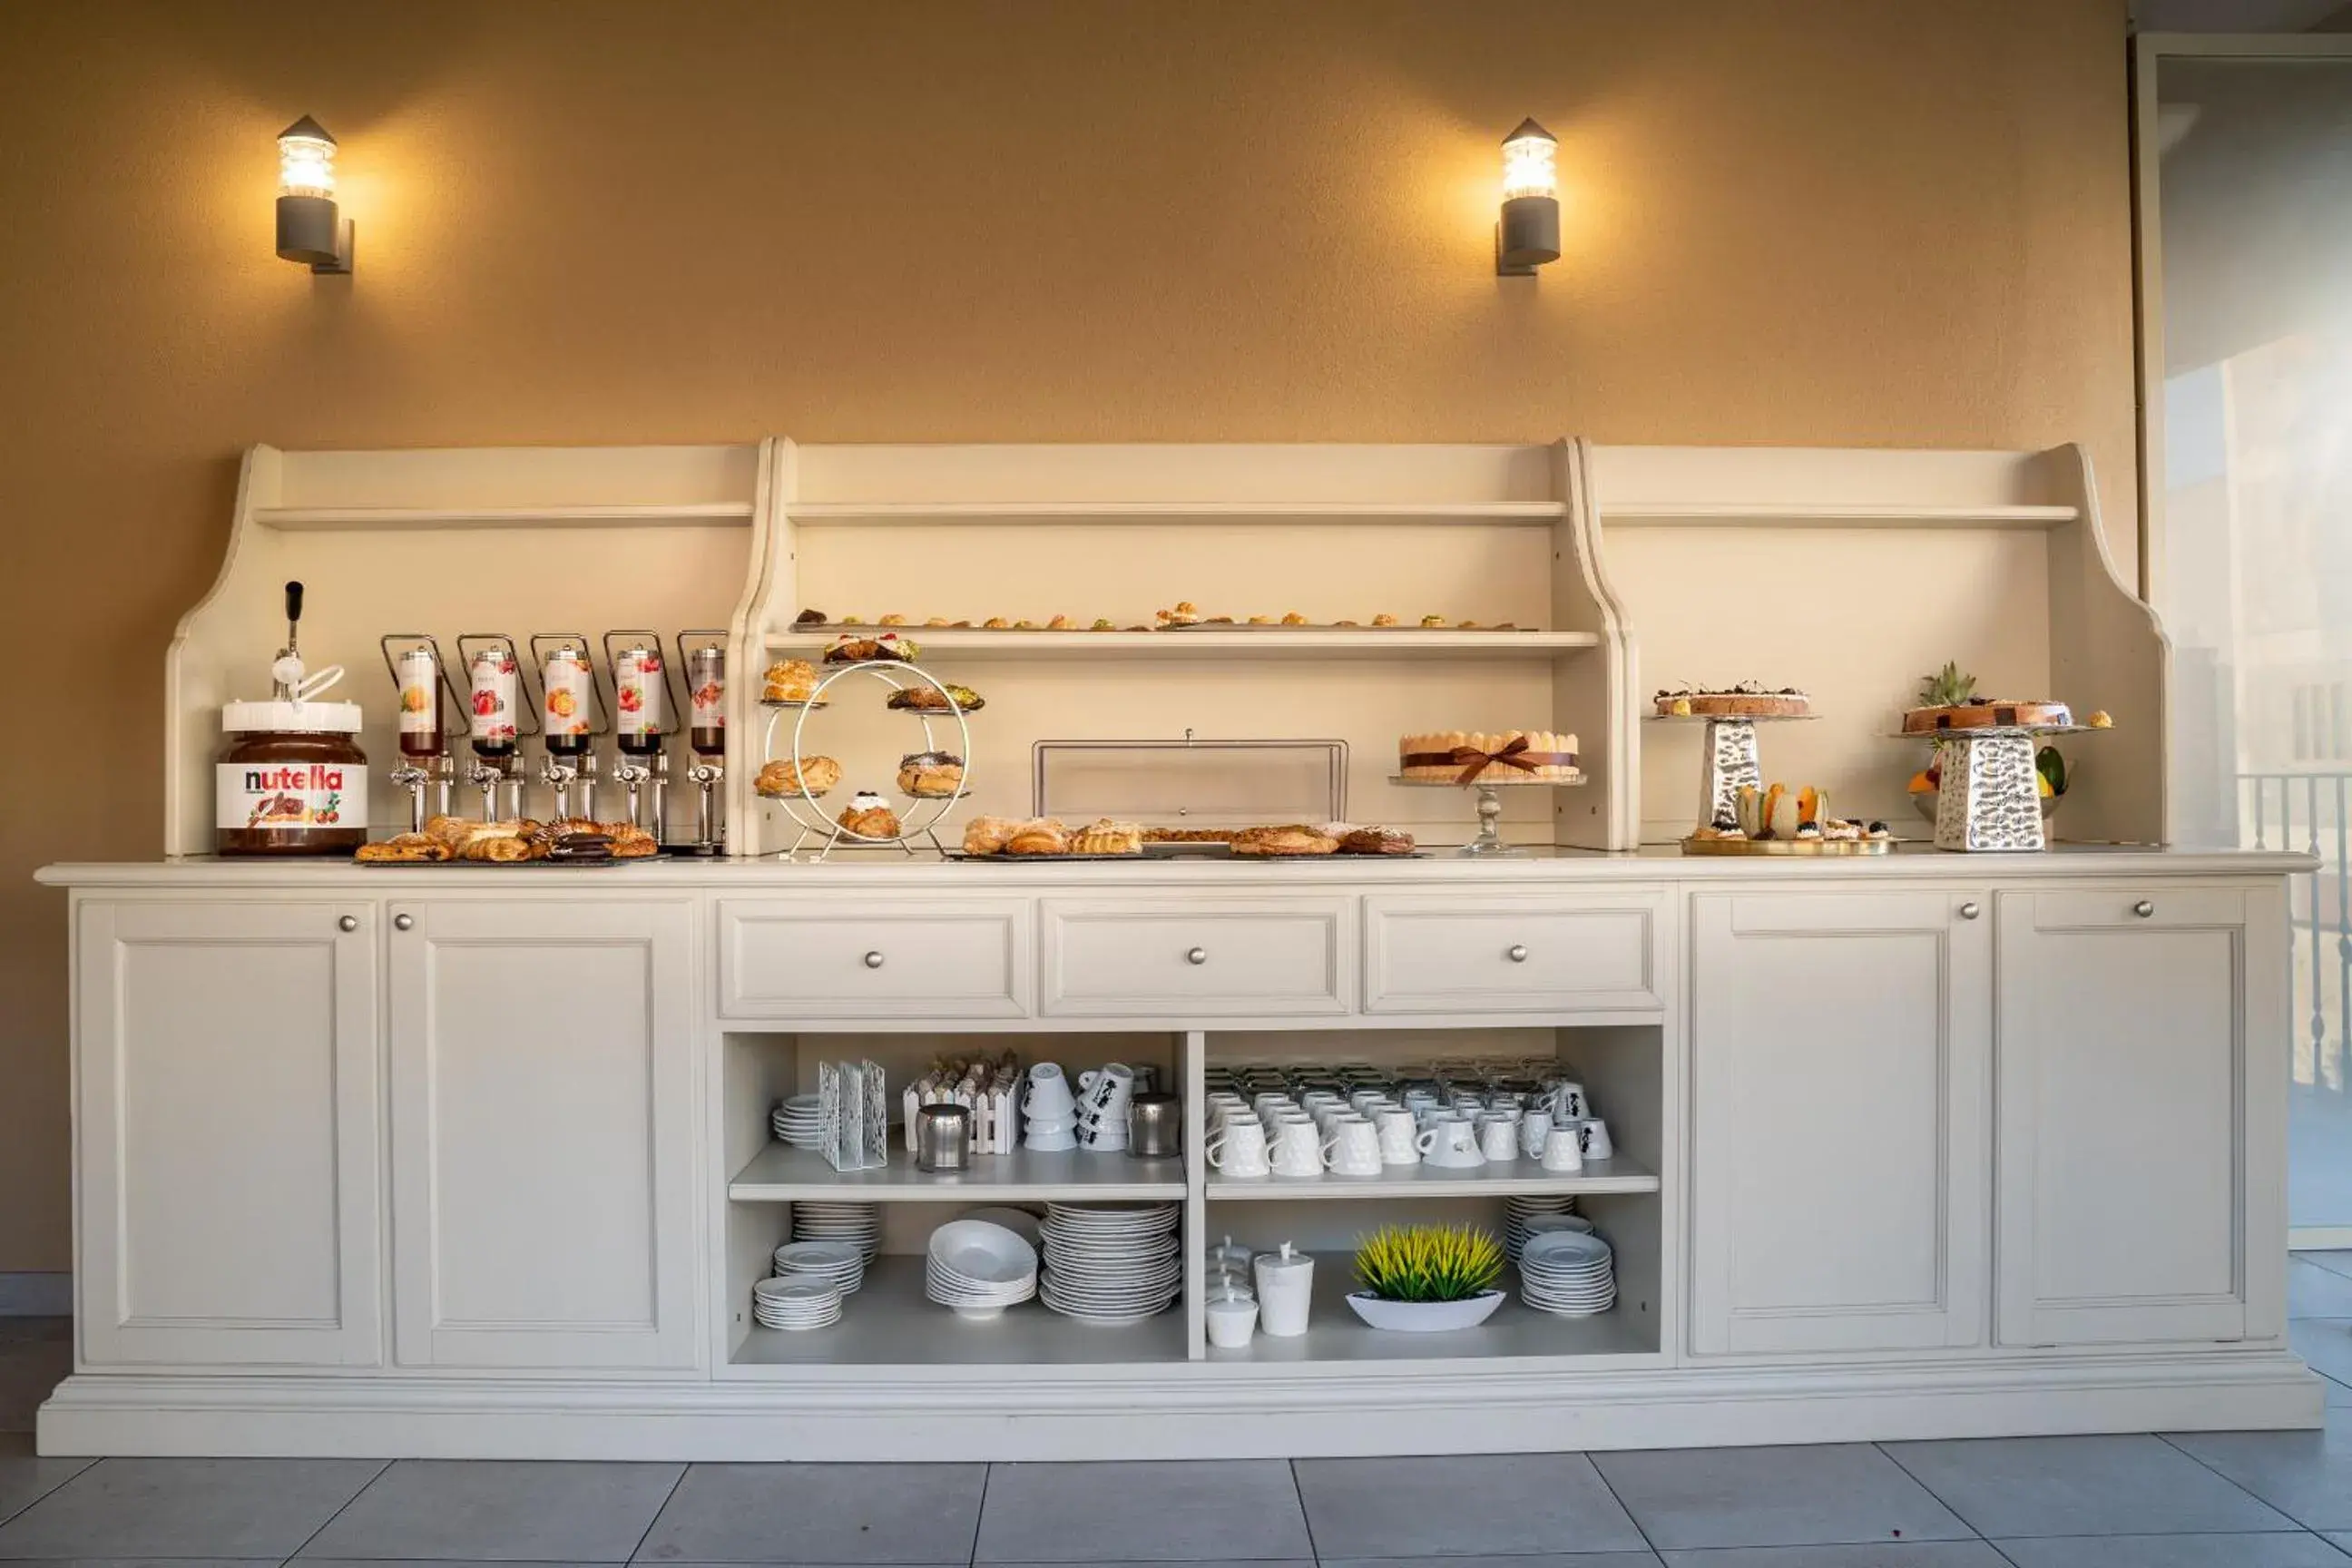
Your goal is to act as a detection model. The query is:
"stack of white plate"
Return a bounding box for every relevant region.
[771,1094,826,1150]
[1038,1201,1182,1324]
[1517,1229,1615,1318]
[792,1200,882,1261]
[925,1218,1039,1321]
[1504,1193,1582,1260]
[751,1275,841,1332]
[773,1239,867,1296]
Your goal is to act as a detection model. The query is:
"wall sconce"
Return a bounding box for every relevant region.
[1495,118,1560,277]
[276,115,353,275]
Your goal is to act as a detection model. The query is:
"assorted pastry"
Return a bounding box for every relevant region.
[1901,662,2092,734]
[896,750,965,798]
[823,632,918,664]
[886,681,985,712]
[836,792,902,839]
[355,815,659,863]
[760,659,819,703]
[790,606,1523,632]
[1688,785,1891,846]
[1653,682,1810,719]
[1398,730,1581,784]
[962,817,1414,858]
[1231,824,1340,856]
[756,755,842,798]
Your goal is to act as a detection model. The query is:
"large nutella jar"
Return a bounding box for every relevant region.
[217,700,368,856]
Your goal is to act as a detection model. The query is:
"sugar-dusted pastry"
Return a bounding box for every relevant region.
[603,823,659,858]
[762,659,818,702]
[462,833,532,863]
[838,797,902,839]
[1233,824,1339,857]
[1398,730,1581,783]
[1652,682,1810,719]
[1069,818,1143,855]
[757,756,840,797]
[962,815,1019,855]
[1337,826,1415,856]
[354,833,450,863]
[896,750,965,798]
[422,813,478,853]
[1005,818,1069,856]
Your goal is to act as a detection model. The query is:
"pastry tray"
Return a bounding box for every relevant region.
[1159,621,1536,632]
[1645,713,1817,723]
[1679,836,1894,857]
[758,697,830,710]
[952,848,1430,863]
[355,857,655,868]
[780,622,1539,634]
[1888,724,2105,740]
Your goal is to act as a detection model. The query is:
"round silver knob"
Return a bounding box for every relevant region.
[1186,946,1208,965]
[337,915,358,933]
[1958,902,1980,920]
[393,914,414,932]
[2134,900,2155,919]
[864,951,885,969]
[1507,945,1530,963]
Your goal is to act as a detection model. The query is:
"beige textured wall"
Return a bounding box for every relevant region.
[0,0,2135,1272]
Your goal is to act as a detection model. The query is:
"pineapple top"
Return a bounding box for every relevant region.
[1917,661,1977,708]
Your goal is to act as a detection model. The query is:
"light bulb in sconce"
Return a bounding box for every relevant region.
[275,114,353,274]
[1496,117,1560,277]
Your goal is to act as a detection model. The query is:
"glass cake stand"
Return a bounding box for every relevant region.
[1391,773,1586,858]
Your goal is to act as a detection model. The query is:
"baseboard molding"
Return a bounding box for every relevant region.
[33,1350,2327,1460]
[0,1273,70,1317]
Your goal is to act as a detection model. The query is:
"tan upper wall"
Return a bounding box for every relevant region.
[0,0,2136,1271]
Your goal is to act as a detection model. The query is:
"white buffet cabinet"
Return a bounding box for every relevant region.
[34,849,2317,1459]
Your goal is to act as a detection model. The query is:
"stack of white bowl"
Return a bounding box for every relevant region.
[1504,1193,1583,1260]
[925,1218,1039,1320]
[771,1093,826,1150]
[773,1239,867,1296]
[792,1200,881,1261]
[751,1275,841,1332]
[1517,1229,1615,1318]
[1039,1200,1181,1323]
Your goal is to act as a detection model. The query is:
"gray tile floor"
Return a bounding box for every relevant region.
[1,1260,2351,1565]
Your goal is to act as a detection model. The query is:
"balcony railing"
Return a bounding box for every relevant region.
[2242,770,2352,1093]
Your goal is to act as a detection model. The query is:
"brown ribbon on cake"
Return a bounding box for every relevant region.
[1401,735,1578,788]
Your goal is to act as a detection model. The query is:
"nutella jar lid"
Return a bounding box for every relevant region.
[222,699,365,734]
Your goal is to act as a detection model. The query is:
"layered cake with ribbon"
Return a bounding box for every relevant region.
[1399,730,1580,785]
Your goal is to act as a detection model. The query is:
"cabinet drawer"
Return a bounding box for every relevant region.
[1365,892,1664,1014]
[719,899,1032,1020]
[1042,898,1352,1017]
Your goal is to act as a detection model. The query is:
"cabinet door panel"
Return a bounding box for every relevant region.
[1995,887,2273,1347]
[1690,889,1988,1355]
[77,901,381,1367]
[390,898,697,1370]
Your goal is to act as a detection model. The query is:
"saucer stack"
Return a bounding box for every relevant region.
[1517,1229,1615,1318]
[771,1094,827,1150]
[1038,1201,1181,1324]
[751,1275,841,1332]
[792,1200,882,1261]
[925,1219,1039,1321]
[773,1239,867,1296]
[1504,1194,1582,1260]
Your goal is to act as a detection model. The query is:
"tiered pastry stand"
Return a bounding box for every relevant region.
[1893,723,2101,852]
[760,659,973,861]
[1649,710,1893,857]
[1391,773,1586,858]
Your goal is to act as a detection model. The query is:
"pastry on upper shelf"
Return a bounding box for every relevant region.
[887,681,984,712]
[762,659,819,702]
[825,632,917,664]
[1155,601,1202,627]
[838,794,902,839]
[1232,824,1339,857]
[1398,730,1580,783]
[982,616,1011,629]
[1047,613,1074,631]
[1247,614,1274,625]
[879,613,907,626]
[962,816,1019,855]
[896,750,965,798]
[2087,709,2113,729]
[1069,818,1143,855]
[1091,618,1116,631]
[1004,818,1070,856]
[757,755,841,798]
[793,608,828,628]
[1336,826,1416,856]
[1282,611,1308,625]
[1370,612,1397,627]
[1653,681,1810,719]
[1419,614,1446,628]
[354,832,451,863]
[925,616,953,627]
[1902,660,2073,733]
[1142,825,1236,843]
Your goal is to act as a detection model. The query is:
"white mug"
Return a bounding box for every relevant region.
[1418,1113,1485,1168]
[1375,1106,1421,1165]
[1520,1108,1554,1160]
[1207,1119,1270,1176]
[1549,1081,1589,1120]
[1541,1125,1585,1172]
[1022,1073,1076,1121]
[1323,1114,1382,1176]
[1079,1063,1134,1107]
[1270,1119,1324,1177]
[1348,1089,1389,1116]
[1579,1117,1614,1161]
[1477,1115,1521,1164]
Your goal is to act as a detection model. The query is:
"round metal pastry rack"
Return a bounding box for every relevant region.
[760,659,973,861]
[1391,773,1586,858]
